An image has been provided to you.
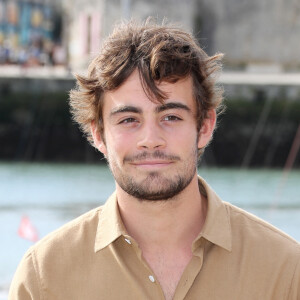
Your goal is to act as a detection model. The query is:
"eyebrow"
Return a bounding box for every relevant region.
[155,102,191,113]
[109,101,191,117]
[110,106,142,117]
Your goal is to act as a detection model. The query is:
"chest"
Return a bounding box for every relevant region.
[39,241,292,300]
[143,252,192,300]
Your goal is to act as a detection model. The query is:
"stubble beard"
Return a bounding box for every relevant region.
[106,147,198,201]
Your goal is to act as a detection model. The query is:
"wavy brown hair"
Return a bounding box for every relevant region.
[69,19,224,155]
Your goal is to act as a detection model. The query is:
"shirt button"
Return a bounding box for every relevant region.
[124,238,131,244]
[149,275,155,283]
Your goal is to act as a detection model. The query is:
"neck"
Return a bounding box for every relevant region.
[116,174,207,252]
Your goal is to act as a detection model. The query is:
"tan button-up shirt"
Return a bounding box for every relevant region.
[9,177,300,299]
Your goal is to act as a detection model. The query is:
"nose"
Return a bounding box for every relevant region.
[137,122,166,150]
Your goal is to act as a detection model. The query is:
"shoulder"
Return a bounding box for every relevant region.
[42,205,102,242]
[222,202,300,298]
[224,201,300,255]
[29,205,103,261]
[9,206,104,299]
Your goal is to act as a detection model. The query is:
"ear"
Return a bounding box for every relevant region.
[197,110,216,149]
[91,121,107,156]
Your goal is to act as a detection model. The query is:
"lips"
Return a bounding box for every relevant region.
[124,151,180,164]
[130,160,173,167]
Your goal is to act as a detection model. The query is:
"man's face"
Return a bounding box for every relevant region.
[92,70,214,201]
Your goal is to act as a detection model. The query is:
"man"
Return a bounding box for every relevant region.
[9,20,299,300]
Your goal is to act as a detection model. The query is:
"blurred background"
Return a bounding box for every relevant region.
[0,0,299,297]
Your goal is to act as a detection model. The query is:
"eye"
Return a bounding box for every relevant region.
[162,115,182,122]
[118,117,138,124]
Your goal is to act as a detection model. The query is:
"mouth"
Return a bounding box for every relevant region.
[124,151,180,169]
[130,160,174,168]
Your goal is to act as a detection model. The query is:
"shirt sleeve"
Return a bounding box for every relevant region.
[8,250,42,300]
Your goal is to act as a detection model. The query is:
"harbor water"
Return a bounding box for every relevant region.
[1,162,300,298]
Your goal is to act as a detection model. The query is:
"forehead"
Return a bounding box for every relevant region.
[102,70,195,111]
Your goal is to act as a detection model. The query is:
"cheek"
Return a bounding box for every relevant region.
[167,131,198,156]
[106,130,134,158]
[174,125,198,144]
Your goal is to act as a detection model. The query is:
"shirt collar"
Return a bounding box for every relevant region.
[196,176,232,252]
[94,192,127,252]
[94,176,232,253]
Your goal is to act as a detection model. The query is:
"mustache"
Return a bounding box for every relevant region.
[124,151,180,163]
